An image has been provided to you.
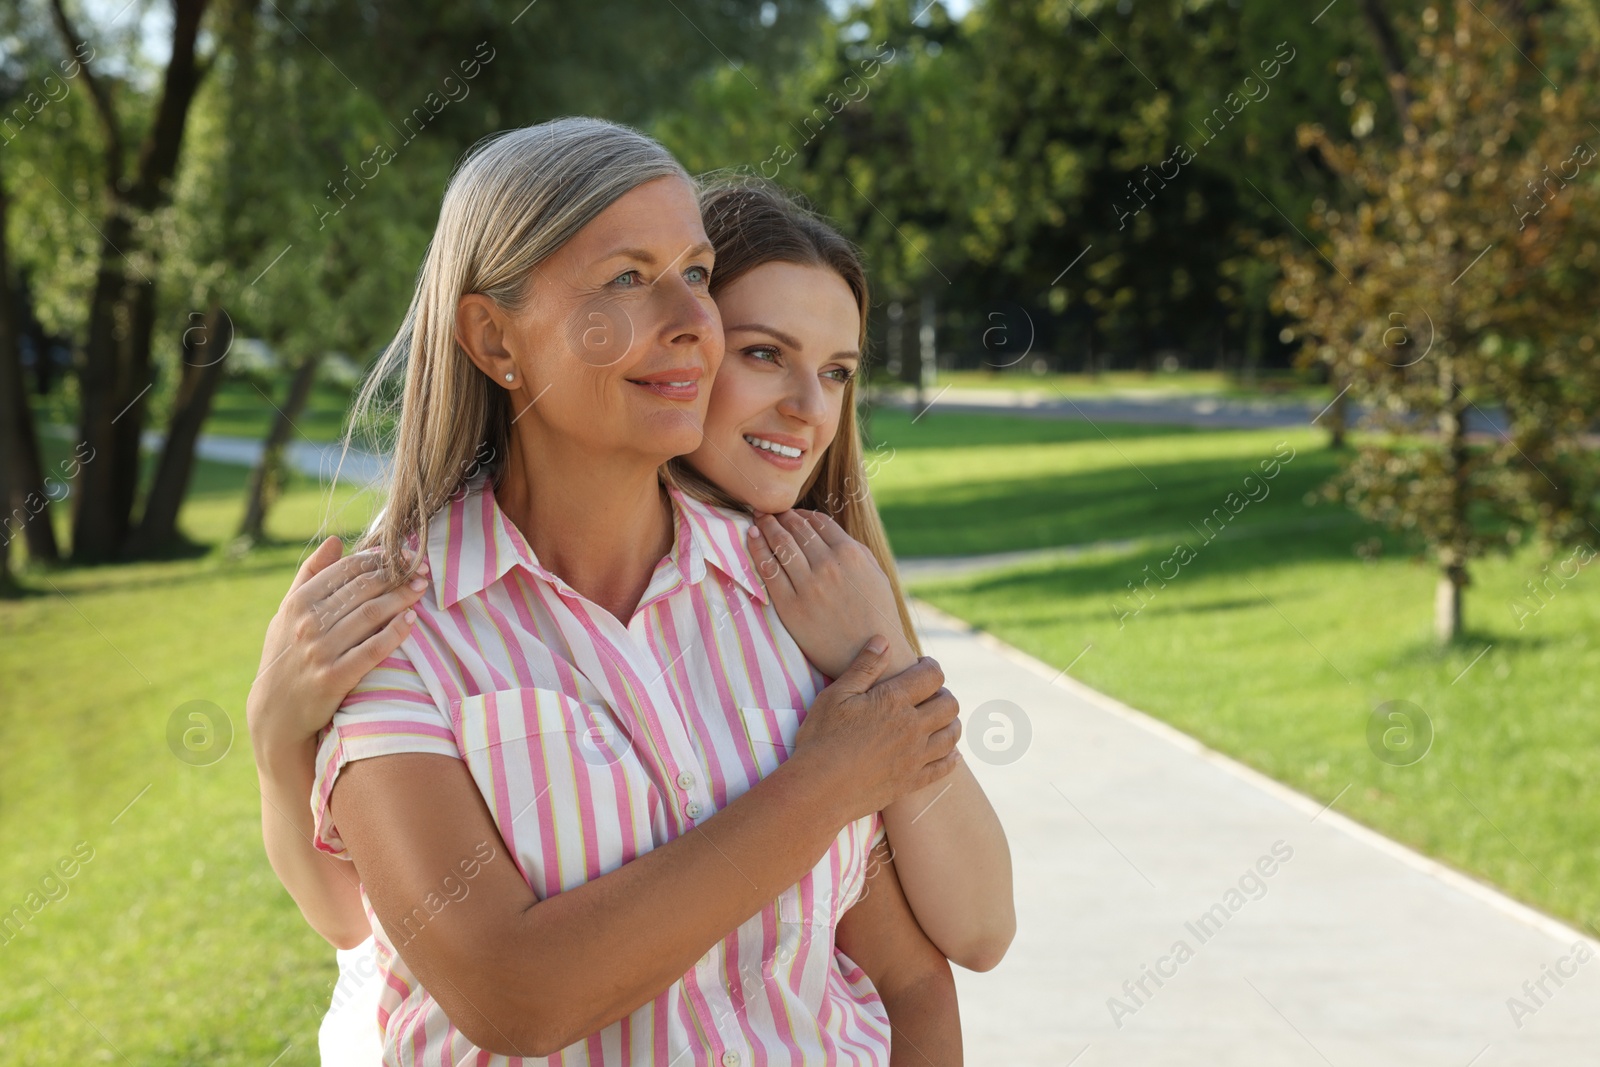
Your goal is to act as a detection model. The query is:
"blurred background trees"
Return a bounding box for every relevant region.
[2,0,1597,640]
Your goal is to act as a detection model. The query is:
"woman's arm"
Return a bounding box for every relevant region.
[835,838,963,1066]
[328,644,961,1056]
[247,536,427,949]
[750,511,1017,972]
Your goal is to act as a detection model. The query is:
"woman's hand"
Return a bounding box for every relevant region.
[248,535,429,950]
[247,535,427,754]
[747,510,914,679]
[790,640,962,826]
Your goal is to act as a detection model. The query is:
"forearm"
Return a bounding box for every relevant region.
[834,635,1014,969]
[882,762,1015,971]
[513,755,857,1049]
[836,846,962,1066]
[342,750,859,1056]
[881,965,963,1067]
[254,734,370,949]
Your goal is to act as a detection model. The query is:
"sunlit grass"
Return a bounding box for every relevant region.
[0,454,378,1065]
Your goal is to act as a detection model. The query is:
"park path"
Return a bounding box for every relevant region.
[915,599,1600,1066]
[871,383,1521,436]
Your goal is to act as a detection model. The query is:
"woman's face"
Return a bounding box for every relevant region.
[465,176,723,465]
[684,260,861,515]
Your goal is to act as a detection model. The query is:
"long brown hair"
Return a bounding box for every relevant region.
[664,177,921,653]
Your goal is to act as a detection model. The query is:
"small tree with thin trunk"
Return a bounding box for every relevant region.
[1274,0,1600,644]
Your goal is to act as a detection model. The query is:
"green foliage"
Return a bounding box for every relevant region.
[1275,0,1600,604]
[657,0,1386,365]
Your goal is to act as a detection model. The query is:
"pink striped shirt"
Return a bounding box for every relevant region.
[312,475,890,1066]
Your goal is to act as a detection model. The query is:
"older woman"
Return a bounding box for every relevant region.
[258,119,968,1063]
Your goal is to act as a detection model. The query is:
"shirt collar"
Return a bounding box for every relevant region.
[668,485,769,605]
[426,475,768,609]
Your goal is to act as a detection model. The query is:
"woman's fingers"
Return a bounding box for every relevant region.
[313,554,428,634]
[339,603,420,680]
[746,521,797,600]
[288,536,345,598]
[294,545,383,612]
[327,578,428,653]
[755,513,811,582]
[799,510,853,549]
[776,509,831,568]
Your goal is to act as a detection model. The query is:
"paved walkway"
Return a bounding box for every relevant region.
[872,385,1521,436]
[916,600,1599,1066]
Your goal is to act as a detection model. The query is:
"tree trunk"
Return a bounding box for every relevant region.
[53,0,213,562]
[917,290,937,408]
[0,171,61,567]
[1434,564,1466,643]
[128,305,233,556]
[1327,370,1348,449]
[1434,354,1472,644]
[238,354,320,543]
[885,300,904,380]
[67,210,138,562]
[1358,0,1414,138]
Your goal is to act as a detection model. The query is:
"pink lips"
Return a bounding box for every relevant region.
[627,367,701,402]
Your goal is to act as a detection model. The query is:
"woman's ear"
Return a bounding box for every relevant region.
[456,294,519,387]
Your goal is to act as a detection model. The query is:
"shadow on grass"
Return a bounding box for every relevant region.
[917,509,1415,606]
[881,438,1369,559]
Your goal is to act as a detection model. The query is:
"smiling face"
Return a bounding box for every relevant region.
[683,260,862,514]
[457,176,723,469]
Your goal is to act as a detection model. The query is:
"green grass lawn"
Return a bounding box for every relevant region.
[861,408,1600,930]
[0,450,382,1065]
[4,410,1597,1060]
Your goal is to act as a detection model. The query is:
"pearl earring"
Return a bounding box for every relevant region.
[504,372,514,382]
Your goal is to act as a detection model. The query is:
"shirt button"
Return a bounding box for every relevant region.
[677,770,696,789]
[685,800,704,819]
[721,1052,741,1067]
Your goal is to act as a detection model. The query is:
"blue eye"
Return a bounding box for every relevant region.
[612,270,642,287]
[685,265,711,285]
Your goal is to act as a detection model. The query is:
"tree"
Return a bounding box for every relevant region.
[47,0,215,562]
[658,0,1374,373]
[13,0,818,561]
[1274,0,1600,643]
[0,9,68,579]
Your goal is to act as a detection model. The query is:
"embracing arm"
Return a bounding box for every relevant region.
[751,511,1016,972]
[835,839,962,1066]
[247,536,426,949]
[330,646,960,1056]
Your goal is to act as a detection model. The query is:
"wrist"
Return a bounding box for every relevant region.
[780,746,861,830]
[252,727,320,784]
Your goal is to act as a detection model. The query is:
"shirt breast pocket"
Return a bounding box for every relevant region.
[737,706,876,931]
[453,687,665,900]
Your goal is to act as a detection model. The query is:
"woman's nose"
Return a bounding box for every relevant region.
[654,274,718,351]
[777,374,827,425]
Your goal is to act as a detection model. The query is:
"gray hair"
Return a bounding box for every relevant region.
[339,117,690,575]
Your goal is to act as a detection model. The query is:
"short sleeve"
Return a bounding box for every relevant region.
[310,644,460,857]
[869,812,888,853]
